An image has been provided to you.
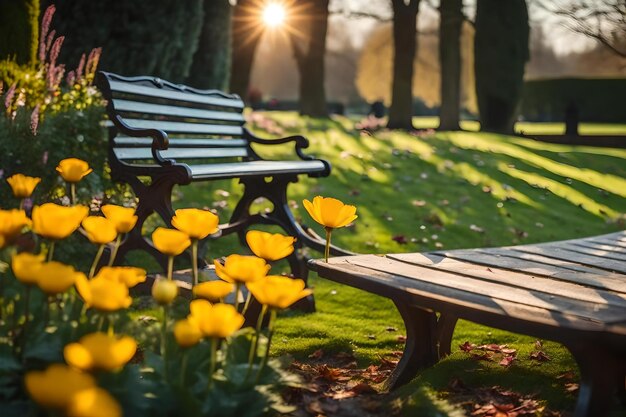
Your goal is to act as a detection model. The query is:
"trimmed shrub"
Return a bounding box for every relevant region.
[0,0,39,65]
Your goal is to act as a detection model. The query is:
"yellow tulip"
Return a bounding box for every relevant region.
[6,173,41,198]
[214,254,270,284]
[151,278,178,305]
[174,318,203,348]
[56,158,93,183]
[75,275,132,312]
[32,203,89,240]
[96,266,146,288]
[247,276,313,310]
[11,252,45,285]
[36,262,85,295]
[152,227,191,256]
[66,387,122,417]
[82,216,118,245]
[171,208,219,240]
[101,204,137,234]
[188,300,244,339]
[192,280,234,302]
[64,332,137,372]
[24,364,96,410]
[0,209,31,246]
[303,196,358,229]
[246,230,295,261]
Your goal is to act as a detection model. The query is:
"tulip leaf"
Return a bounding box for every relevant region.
[22,331,63,364]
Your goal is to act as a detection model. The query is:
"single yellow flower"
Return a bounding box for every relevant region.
[24,364,96,410]
[96,266,146,288]
[11,252,45,285]
[36,262,85,295]
[0,209,31,246]
[303,196,358,229]
[7,173,41,198]
[56,158,93,183]
[64,332,137,372]
[174,318,203,348]
[188,300,244,339]
[32,203,89,240]
[82,216,118,245]
[171,208,219,240]
[101,205,137,234]
[214,254,270,284]
[75,275,132,312]
[151,278,179,305]
[192,280,234,302]
[247,276,313,310]
[246,230,295,261]
[152,227,191,256]
[66,387,122,417]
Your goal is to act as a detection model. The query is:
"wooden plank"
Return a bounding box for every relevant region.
[568,240,626,255]
[347,255,626,323]
[109,80,244,109]
[586,236,626,249]
[113,137,249,148]
[114,147,248,161]
[511,246,626,274]
[550,242,626,262]
[120,118,244,136]
[312,257,626,335]
[438,248,626,293]
[112,99,245,123]
[386,253,626,308]
[190,160,327,179]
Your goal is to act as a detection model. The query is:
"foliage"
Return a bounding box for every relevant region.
[474,0,530,133]
[0,0,39,65]
[45,0,204,83]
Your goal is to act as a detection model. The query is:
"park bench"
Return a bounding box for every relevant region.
[310,231,626,417]
[95,72,347,291]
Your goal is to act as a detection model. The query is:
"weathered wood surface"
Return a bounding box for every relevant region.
[309,231,626,417]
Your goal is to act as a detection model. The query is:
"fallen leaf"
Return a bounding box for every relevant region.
[499,355,516,367]
[529,351,551,362]
[385,326,398,332]
[459,341,477,352]
[565,383,579,393]
[308,349,324,360]
[396,335,407,343]
[392,235,408,244]
[412,199,427,207]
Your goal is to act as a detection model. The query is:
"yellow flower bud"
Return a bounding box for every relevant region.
[174,318,202,348]
[56,158,92,183]
[6,173,41,198]
[151,278,178,305]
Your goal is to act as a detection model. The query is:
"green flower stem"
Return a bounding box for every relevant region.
[241,291,252,316]
[247,304,268,375]
[70,183,76,206]
[234,283,241,311]
[108,234,123,267]
[208,338,218,389]
[180,350,189,386]
[89,244,105,279]
[21,286,32,354]
[19,198,24,211]
[255,308,277,384]
[97,314,105,331]
[324,228,332,263]
[167,256,174,281]
[47,241,55,262]
[161,305,168,381]
[191,240,199,288]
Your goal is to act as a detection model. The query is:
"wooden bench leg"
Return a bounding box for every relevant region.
[383,300,438,391]
[436,314,458,358]
[567,344,622,417]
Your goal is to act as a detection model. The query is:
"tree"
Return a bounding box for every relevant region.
[474,0,529,133]
[187,0,232,90]
[438,0,463,131]
[230,0,265,100]
[289,0,330,117]
[0,0,39,65]
[387,0,421,130]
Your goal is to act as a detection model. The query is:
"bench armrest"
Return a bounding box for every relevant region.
[244,128,314,161]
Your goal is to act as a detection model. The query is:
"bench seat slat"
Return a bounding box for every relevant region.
[549,242,626,262]
[112,99,245,123]
[120,118,244,136]
[113,137,249,148]
[108,80,244,109]
[511,246,626,274]
[114,147,248,160]
[190,160,327,179]
[569,240,626,254]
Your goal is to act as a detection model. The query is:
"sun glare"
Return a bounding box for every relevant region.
[262,2,286,27]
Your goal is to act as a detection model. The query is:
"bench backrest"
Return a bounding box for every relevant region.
[96,72,252,167]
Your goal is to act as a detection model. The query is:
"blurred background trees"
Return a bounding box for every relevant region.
[0,0,40,65]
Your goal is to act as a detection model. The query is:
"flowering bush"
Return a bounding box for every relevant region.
[0,158,339,417]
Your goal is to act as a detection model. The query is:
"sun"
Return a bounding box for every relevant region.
[262,2,286,28]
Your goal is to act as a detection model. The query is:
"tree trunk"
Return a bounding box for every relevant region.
[290,0,329,118]
[387,0,420,130]
[187,0,232,90]
[438,0,463,131]
[474,0,529,133]
[229,0,264,100]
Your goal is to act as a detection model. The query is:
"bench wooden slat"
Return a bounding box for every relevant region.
[189,160,327,179]
[114,147,248,161]
[108,80,244,109]
[512,246,626,274]
[347,255,626,323]
[112,99,246,123]
[550,242,626,262]
[120,118,244,136]
[386,253,626,308]
[586,236,626,249]
[113,137,249,148]
[569,240,626,254]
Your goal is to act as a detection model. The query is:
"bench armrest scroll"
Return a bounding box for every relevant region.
[244,128,314,161]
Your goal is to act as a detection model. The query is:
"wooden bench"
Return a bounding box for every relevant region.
[310,231,626,417]
[96,72,348,291]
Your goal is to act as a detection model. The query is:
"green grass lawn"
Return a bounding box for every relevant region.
[133,112,626,415]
